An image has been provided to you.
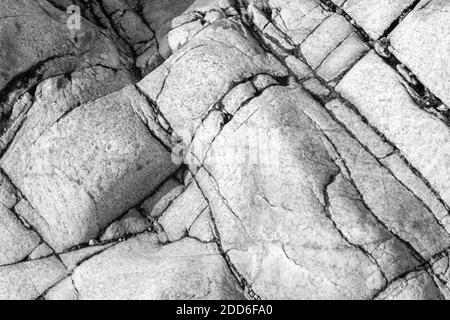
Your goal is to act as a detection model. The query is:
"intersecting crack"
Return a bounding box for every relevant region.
[2,0,450,301]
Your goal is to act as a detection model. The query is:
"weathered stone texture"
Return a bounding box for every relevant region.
[1,0,450,300]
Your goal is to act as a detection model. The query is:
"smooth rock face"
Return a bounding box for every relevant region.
[159,182,208,242]
[137,18,287,143]
[0,256,67,300]
[336,51,450,208]
[72,234,245,300]
[99,209,151,243]
[198,86,381,299]
[142,0,220,58]
[0,204,41,266]
[1,0,450,300]
[45,277,79,300]
[335,0,416,39]
[141,179,185,218]
[389,0,450,106]
[1,86,177,251]
[0,0,131,115]
[376,270,443,300]
[196,84,448,299]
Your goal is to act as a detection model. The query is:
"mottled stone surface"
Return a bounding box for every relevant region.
[389,0,450,106]
[0,0,132,116]
[0,256,67,300]
[337,51,450,208]
[159,182,208,242]
[1,86,177,251]
[1,0,450,300]
[71,234,245,300]
[99,209,151,243]
[0,204,41,266]
[335,0,416,39]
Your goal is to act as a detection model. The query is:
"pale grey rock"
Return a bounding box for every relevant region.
[165,20,206,56]
[301,15,353,69]
[44,277,79,300]
[389,0,450,106]
[285,56,312,80]
[300,85,450,261]
[141,179,185,219]
[0,204,41,266]
[260,22,296,53]
[204,10,226,24]
[28,243,54,261]
[0,66,136,195]
[99,209,151,243]
[381,154,450,231]
[218,0,236,10]
[0,256,67,300]
[376,270,443,300]
[60,244,114,272]
[338,0,416,39]
[0,0,131,114]
[253,0,331,44]
[100,0,155,50]
[136,42,164,76]
[336,51,450,208]
[2,85,177,251]
[197,83,450,299]
[2,0,449,300]
[72,234,245,299]
[327,174,421,281]
[0,93,33,154]
[0,170,17,209]
[222,81,257,115]
[159,183,209,242]
[197,85,388,299]
[188,208,215,243]
[325,99,394,158]
[187,110,227,169]
[316,32,369,82]
[138,18,287,144]
[142,0,219,58]
[252,74,278,91]
[302,78,330,99]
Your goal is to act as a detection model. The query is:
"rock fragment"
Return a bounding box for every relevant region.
[71,234,245,300]
[0,204,41,266]
[0,256,67,300]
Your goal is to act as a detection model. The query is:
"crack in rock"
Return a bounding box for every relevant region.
[1,0,450,301]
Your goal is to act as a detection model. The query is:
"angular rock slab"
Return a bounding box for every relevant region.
[248,0,368,83]
[389,0,450,106]
[142,0,221,58]
[196,86,383,299]
[336,51,450,208]
[159,182,208,242]
[0,204,41,266]
[72,233,245,300]
[334,0,416,39]
[257,0,331,45]
[0,256,67,300]
[0,0,128,97]
[376,270,443,300]
[1,86,177,251]
[138,17,287,143]
[196,83,450,299]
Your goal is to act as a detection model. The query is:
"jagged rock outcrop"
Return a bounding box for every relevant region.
[0,0,449,300]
